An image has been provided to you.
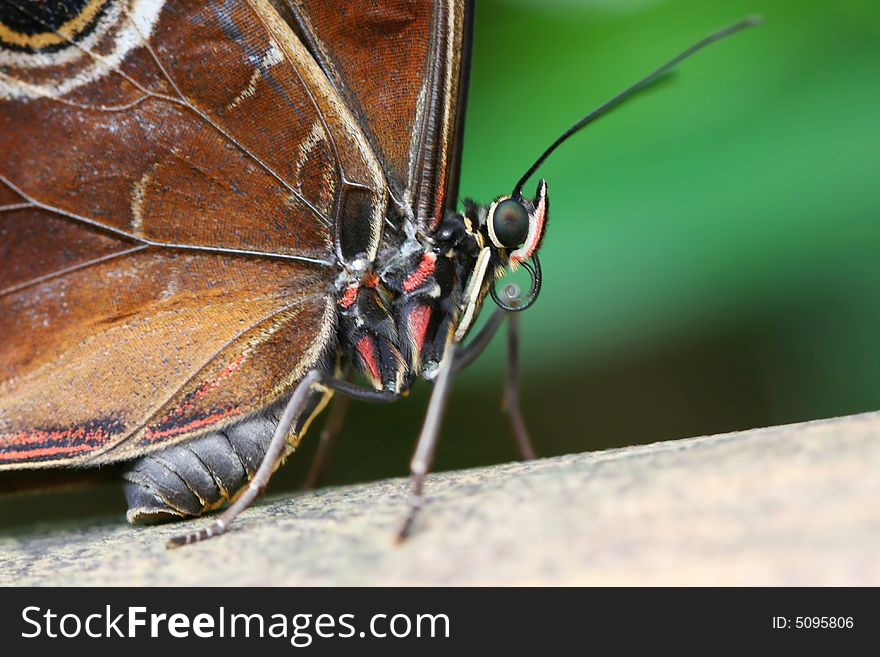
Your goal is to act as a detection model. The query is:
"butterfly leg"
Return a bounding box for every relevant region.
[453,309,536,460]
[302,377,352,490]
[167,371,398,548]
[452,308,505,373]
[502,313,536,460]
[397,343,458,542]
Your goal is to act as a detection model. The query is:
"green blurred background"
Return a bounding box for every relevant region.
[3,0,879,526]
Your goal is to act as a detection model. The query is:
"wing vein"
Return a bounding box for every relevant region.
[0,245,150,298]
[4,0,332,226]
[0,203,33,212]
[0,174,334,267]
[83,291,333,463]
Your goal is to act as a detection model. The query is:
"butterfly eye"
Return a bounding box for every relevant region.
[490,199,530,248]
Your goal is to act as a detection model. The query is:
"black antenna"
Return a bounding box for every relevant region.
[512,16,763,198]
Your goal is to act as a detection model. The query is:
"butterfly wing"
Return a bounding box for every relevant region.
[282,0,473,231]
[0,0,386,468]
[0,247,334,468]
[0,0,387,262]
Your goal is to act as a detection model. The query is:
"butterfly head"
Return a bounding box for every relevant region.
[465,179,548,314]
[437,180,549,347]
[438,14,763,345]
[486,179,548,269]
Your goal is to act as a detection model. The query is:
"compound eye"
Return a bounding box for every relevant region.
[490,198,530,248]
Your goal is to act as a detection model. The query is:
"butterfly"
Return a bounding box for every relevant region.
[0,0,757,546]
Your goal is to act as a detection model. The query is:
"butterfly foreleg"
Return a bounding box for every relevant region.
[452,308,505,373]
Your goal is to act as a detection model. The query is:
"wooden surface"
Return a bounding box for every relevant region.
[1,412,878,586]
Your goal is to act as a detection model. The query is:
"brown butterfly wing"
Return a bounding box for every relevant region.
[0,0,384,468]
[0,249,333,468]
[0,0,386,262]
[282,0,473,230]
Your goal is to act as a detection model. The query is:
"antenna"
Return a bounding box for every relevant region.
[512,16,763,198]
